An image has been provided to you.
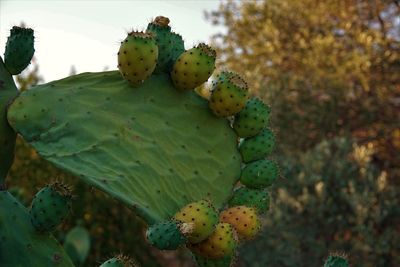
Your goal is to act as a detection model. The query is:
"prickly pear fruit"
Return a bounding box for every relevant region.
[209,71,248,117]
[324,253,349,267]
[171,43,216,90]
[220,206,261,240]
[233,97,271,138]
[239,128,275,163]
[189,223,237,259]
[174,200,219,243]
[4,26,35,75]
[146,16,185,73]
[117,31,158,86]
[146,220,188,250]
[99,255,137,267]
[229,187,270,214]
[240,159,279,189]
[29,182,72,232]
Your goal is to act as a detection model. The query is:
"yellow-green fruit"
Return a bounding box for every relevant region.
[174,200,218,243]
[189,223,237,259]
[171,43,216,90]
[219,206,261,240]
[117,31,158,86]
[209,72,248,117]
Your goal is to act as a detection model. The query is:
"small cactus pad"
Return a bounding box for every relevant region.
[7,71,241,224]
[233,97,271,138]
[171,43,216,90]
[189,223,237,259]
[209,71,248,117]
[0,57,18,184]
[228,187,270,214]
[118,32,158,86]
[220,206,261,240]
[174,200,219,243]
[29,182,72,232]
[146,220,187,250]
[146,16,185,73]
[100,255,137,267]
[0,191,74,266]
[4,26,35,75]
[239,128,275,163]
[240,159,278,189]
[323,254,349,267]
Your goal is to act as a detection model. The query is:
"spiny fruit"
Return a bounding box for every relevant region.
[146,220,187,250]
[174,200,219,243]
[117,31,158,86]
[233,97,271,138]
[189,222,237,259]
[240,159,279,189]
[4,26,35,75]
[220,206,261,240]
[99,254,137,267]
[29,182,72,232]
[146,16,185,73]
[323,253,349,267]
[239,128,275,163]
[209,71,248,117]
[228,187,270,214]
[171,43,216,90]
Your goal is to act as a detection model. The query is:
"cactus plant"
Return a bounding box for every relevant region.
[1,16,284,267]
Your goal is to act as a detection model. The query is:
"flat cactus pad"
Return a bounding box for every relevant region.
[0,191,73,266]
[7,71,241,223]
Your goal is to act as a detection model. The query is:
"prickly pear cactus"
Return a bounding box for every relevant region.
[323,253,349,267]
[0,191,74,266]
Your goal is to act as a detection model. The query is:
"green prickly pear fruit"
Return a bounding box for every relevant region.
[174,200,219,243]
[240,159,279,189]
[171,43,216,90]
[209,71,248,117]
[99,255,137,267]
[228,187,270,214]
[323,253,349,267]
[220,206,261,240]
[117,31,158,86]
[233,97,271,138]
[4,26,35,75]
[189,223,237,259]
[239,128,275,163]
[29,182,72,232]
[146,16,185,73]
[146,220,188,250]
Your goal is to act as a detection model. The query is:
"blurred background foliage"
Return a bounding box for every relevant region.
[5,0,399,266]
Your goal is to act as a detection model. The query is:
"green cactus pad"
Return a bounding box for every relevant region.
[0,191,74,267]
[189,223,237,259]
[233,97,271,138]
[228,187,270,214]
[220,206,261,240]
[239,128,275,163]
[146,220,187,250]
[30,182,72,232]
[0,57,18,185]
[118,32,158,86]
[7,71,241,224]
[100,255,137,267]
[146,16,185,73]
[240,159,278,189]
[209,72,248,117]
[174,200,219,243]
[4,26,35,75]
[171,43,216,90]
[323,254,349,267]
[193,254,234,267]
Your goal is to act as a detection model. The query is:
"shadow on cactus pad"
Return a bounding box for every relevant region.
[7,71,241,224]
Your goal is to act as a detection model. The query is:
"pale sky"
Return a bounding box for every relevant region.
[0,0,226,82]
